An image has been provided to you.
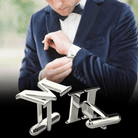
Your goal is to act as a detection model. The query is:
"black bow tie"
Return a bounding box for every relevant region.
[57,4,83,21]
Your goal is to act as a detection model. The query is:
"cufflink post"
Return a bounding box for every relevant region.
[37,104,42,123]
[15,90,60,136]
[82,101,121,129]
[29,112,60,136]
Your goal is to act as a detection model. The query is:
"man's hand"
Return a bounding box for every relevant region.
[42,30,72,55]
[41,57,72,83]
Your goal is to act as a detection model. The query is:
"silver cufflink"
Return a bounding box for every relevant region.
[16,79,121,136]
[66,88,121,129]
[16,79,71,136]
[16,89,59,136]
[82,101,121,129]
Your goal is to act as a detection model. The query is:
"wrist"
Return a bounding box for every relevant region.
[65,43,72,55]
[67,44,81,58]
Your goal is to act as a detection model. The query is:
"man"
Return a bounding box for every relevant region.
[19,0,138,102]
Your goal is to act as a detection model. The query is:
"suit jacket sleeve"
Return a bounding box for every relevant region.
[19,15,42,91]
[72,4,138,100]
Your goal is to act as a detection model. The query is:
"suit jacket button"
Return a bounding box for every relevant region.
[83,80,87,84]
[80,77,84,82]
[77,75,80,80]
[73,73,77,77]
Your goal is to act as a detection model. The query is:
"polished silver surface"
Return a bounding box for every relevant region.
[66,90,84,124]
[82,101,121,129]
[46,100,52,131]
[29,112,60,136]
[66,88,99,124]
[16,89,58,134]
[86,114,121,129]
[37,104,42,123]
[84,87,100,104]
[36,99,52,131]
[84,88,100,118]
[38,78,72,96]
[66,87,121,129]
[16,86,121,134]
[16,90,57,106]
[82,101,107,119]
[16,91,48,106]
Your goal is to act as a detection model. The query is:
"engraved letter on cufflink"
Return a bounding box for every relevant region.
[38,78,72,96]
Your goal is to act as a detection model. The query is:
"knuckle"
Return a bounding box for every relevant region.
[54,68,59,75]
[45,63,51,69]
[44,35,47,39]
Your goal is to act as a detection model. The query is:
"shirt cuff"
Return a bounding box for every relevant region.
[67,44,81,58]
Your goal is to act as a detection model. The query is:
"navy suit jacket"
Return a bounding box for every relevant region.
[19,0,138,101]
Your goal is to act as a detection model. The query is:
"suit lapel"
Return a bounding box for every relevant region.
[45,5,61,33]
[45,6,63,58]
[44,0,103,57]
[73,0,102,46]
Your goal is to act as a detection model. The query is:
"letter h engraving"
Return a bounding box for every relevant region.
[66,87,99,124]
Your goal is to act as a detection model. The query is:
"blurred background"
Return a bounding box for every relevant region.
[0,0,47,100]
[0,0,138,103]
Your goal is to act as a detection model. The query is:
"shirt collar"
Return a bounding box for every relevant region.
[59,0,87,22]
[79,0,87,9]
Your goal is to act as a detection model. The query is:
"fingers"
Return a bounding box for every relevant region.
[41,57,73,83]
[42,35,49,50]
[50,60,72,75]
[42,33,55,50]
[52,68,72,83]
[42,31,72,55]
[46,64,72,83]
[46,57,72,69]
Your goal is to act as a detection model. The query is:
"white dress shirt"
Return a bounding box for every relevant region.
[59,0,86,57]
